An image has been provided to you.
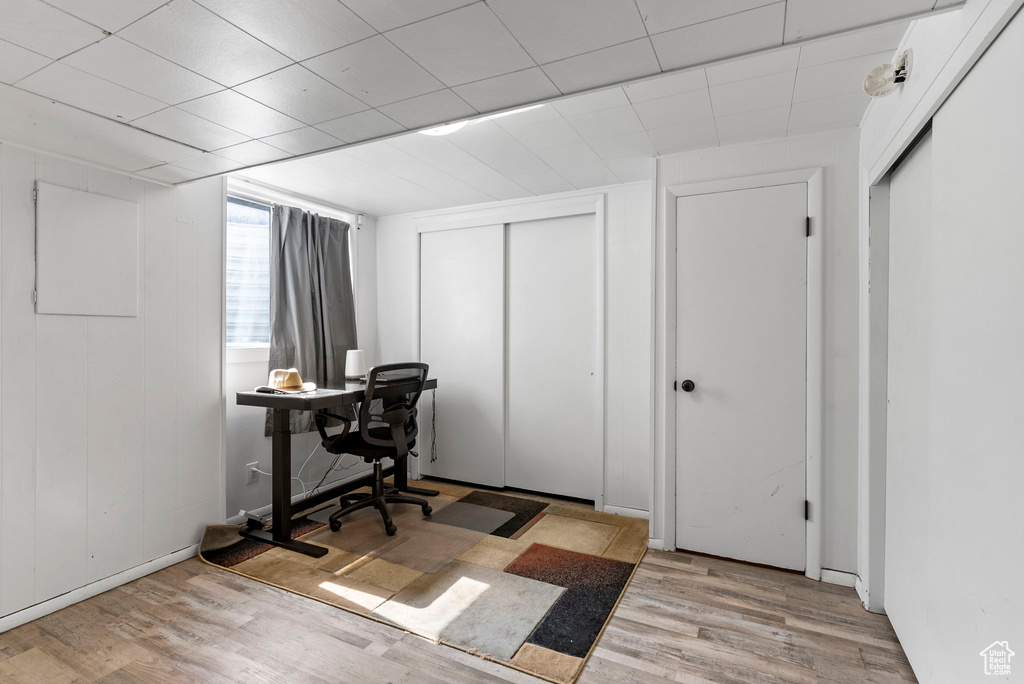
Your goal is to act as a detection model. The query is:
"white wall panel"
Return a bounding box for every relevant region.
[0,144,225,618]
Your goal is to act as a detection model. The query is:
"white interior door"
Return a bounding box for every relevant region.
[675,183,807,570]
[420,225,505,487]
[506,214,599,500]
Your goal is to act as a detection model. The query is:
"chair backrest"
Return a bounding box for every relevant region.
[359,362,429,454]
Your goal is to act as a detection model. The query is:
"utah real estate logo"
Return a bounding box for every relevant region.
[980,641,1014,676]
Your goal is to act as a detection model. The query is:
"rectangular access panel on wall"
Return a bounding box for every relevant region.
[420,225,505,487]
[35,182,139,317]
[505,213,599,500]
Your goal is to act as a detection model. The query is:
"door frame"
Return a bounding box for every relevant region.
[655,168,825,579]
[411,193,607,510]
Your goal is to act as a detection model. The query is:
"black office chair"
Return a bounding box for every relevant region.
[314,362,433,535]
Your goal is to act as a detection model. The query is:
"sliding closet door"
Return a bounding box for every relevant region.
[506,214,599,500]
[420,225,505,487]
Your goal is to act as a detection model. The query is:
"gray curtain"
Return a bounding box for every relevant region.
[265,204,357,435]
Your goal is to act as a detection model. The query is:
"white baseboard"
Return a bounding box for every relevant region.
[820,568,857,588]
[647,538,666,551]
[226,467,381,525]
[602,505,650,520]
[0,544,199,634]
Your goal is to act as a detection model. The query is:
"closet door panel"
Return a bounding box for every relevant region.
[506,214,599,500]
[420,225,505,487]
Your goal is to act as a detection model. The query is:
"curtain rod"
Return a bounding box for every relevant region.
[226,178,366,228]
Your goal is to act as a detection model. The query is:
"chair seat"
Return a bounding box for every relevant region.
[324,427,416,461]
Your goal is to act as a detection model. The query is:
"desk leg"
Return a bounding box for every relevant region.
[393,454,438,497]
[240,407,327,558]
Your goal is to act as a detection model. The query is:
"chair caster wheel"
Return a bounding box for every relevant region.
[385,525,397,536]
[422,506,432,516]
[329,519,342,532]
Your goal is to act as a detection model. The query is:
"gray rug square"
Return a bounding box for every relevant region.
[426,501,515,534]
[372,560,565,661]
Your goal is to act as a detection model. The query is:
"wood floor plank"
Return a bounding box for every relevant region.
[0,540,916,683]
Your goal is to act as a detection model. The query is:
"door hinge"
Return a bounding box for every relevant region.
[32,290,38,304]
[804,499,810,521]
[805,216,811,237]
[673,380,677,392]
[32,189,38,204]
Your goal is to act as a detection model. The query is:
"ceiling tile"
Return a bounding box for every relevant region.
[798,23,907,67]
[624,69,707,104]
[216,139,291,165]
[174,153,241,175]
[137,164,204,184]
[714,105,790,143]
[453,68,561,113]
[119,0,291,87]
[793,51,891,102]
[378,90,477,130]
[446,120,530,159]
[195,0,375,62]
[385,3,535,87]
[565,105,645,140]
[508,118,583,150]
[587,131,656,159]
[604,155,653,180]
[784,0,933,43]
[0,83,198,172]
[552,88,631,117]
[788,93,867,132]
[395,138,481,170]
[303,35,444,107]
[485,153,574,194]
[234,65,368,125]
[179,89,304,138]
[403,169,497,205]
[63,36,222,105]
[557,160,620,188]
[490,103,564,132]
[631,88,713,130]
[340,0,477,32]
[260,127,342,156]
[652,3,785,71]
[0,39,49,84]
[316,109,406,143]
[710,70,796,116]
[18,62,166,121]
[0,0,105,59]
[43,0,168,32]
[706,47,800,86]
[543,39,661,95]
[444,160,531,200]
[132,107,249,151]
[533,142,602,168]
[636,0,780,35]
[488,0,646,64]
[646,118,718,154]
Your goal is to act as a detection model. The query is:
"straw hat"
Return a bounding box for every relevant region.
[256,368,316,394]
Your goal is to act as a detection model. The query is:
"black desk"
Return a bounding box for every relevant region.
[236,378,438,557]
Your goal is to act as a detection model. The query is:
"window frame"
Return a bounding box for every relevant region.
[225,194,273,352]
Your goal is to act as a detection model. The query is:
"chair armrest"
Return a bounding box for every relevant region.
[314,412,351,447]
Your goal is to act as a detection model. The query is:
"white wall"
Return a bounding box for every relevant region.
[224,216,380,519]
[654,130,861,572]
[867,6,1024,682]
[376,182,654,515]
[0,144,224,619]
[856,0,1023,612]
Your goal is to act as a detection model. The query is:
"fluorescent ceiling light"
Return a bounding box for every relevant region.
[419,104,545,136]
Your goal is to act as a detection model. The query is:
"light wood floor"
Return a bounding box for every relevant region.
[0,545,915,683]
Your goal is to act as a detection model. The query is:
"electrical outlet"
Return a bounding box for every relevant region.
[246,462,259,485]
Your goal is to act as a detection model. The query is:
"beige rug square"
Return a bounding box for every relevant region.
[515,513,621,556]
[372,560,565,661]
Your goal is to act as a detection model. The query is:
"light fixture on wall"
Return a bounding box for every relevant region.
[864,49,913,97]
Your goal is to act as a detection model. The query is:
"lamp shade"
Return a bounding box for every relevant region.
[345,349,367,379]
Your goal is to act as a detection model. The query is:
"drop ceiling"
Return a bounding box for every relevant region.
[233,21,912,217]
[0,0,960,188]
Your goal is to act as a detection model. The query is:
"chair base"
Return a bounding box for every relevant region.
[329,461,432,535]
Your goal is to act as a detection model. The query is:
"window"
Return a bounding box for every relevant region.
[226,197,271,346]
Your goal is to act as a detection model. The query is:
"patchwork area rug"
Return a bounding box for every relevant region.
[199,481,648,683]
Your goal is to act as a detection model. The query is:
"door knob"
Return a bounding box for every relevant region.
[680,379,695,392]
